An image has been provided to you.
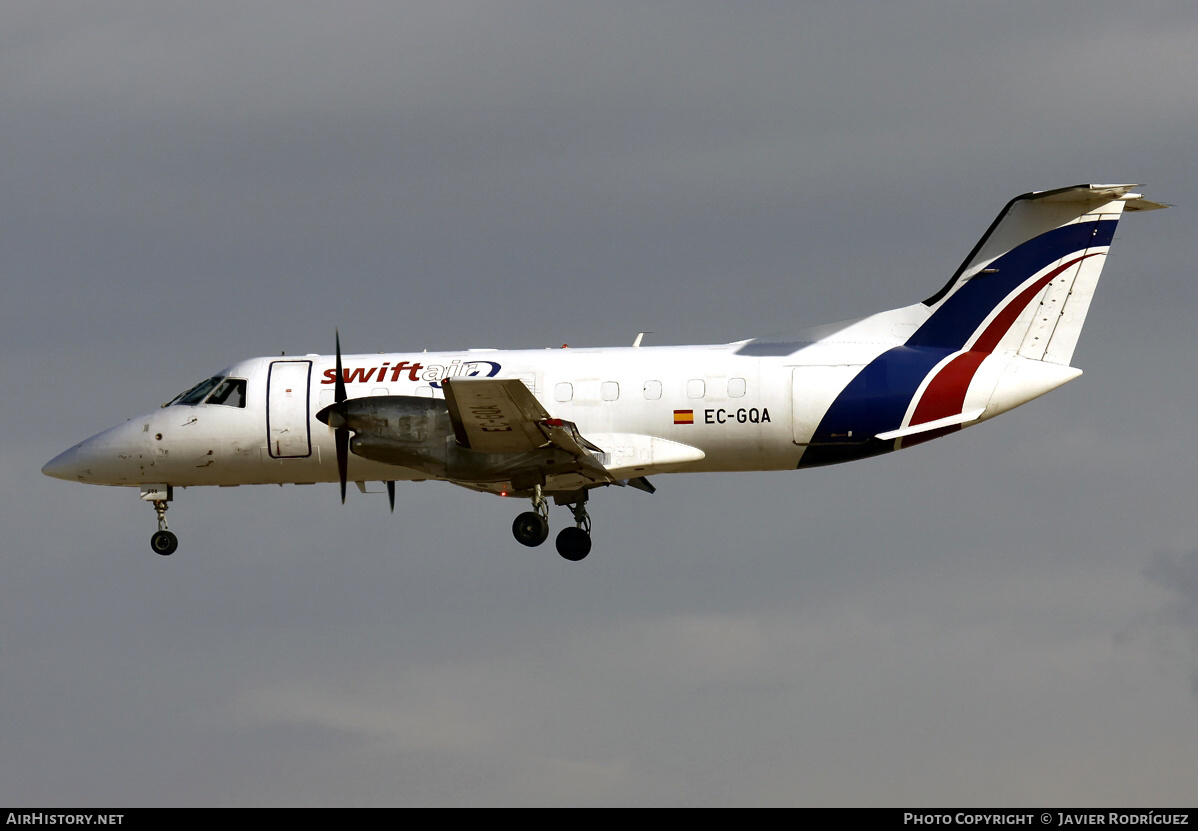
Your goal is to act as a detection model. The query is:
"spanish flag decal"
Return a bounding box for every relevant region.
[673,409,694,425]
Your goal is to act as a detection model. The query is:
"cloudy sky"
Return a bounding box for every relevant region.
[4,2,1198,807]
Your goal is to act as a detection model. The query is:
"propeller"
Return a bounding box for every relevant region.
[314,330,351,502]
[315,331,396,512]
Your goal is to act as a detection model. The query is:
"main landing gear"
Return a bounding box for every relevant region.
[512,485,550,547]
[556,501,592,562]
[510,486,592,561]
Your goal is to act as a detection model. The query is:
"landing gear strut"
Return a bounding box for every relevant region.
[555,498,592,562]
[512,484,550,547]
[149,499,178,556]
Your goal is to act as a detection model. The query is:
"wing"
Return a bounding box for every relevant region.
[442,377,616,485]
[442,377,549,453]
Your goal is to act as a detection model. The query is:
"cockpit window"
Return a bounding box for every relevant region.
[207,378,247,408]
[165,376,223,407]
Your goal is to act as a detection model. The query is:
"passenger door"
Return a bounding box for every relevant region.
[266,360,313,458]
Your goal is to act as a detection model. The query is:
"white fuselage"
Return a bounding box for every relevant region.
[45,324,1088,495]
[50,341,817,490]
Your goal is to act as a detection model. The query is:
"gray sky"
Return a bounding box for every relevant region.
[4,2,1198,806]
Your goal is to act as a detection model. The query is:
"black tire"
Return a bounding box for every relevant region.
[512,512,549,547]
[555,526,591,561]
[151,530,178,556]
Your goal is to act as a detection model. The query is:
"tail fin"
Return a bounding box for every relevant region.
[911,184,1164,364]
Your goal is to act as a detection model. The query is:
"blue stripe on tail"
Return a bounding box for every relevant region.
[908,220,1116,350]
[798,218,1117,468]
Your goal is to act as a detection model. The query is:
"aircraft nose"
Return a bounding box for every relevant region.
[43,418,156,485]
[42,445,80,481]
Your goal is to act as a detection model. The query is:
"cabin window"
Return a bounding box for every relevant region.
[728,378,746,398]
[601,381,619,401]
[555,382,573,402]
[643,380,662,400]
[207,378,247,408]
[687,379,705,399]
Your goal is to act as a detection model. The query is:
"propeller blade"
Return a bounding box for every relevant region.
[334,329,347,404]
[336,428,348,504]
[334,329,348,502]
[386,480,395,512]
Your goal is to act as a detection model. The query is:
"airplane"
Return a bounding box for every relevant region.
[42,184,1164,561]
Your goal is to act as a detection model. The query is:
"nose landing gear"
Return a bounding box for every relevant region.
[142,485,178,556]
[151,525,178,556]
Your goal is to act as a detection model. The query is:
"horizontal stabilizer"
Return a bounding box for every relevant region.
[1032,184,1164,211]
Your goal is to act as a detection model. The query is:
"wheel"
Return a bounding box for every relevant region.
[512,512,549,547]
[151,530,178,556]
[555,526,591,561]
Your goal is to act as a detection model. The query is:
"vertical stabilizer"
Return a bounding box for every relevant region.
[797,185,1163,468]
[914,184,1164,364]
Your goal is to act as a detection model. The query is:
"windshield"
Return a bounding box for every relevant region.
[164,375,249,408]
[163,376,222,407]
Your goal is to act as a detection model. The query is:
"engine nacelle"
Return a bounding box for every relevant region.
[332,396,455,476]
